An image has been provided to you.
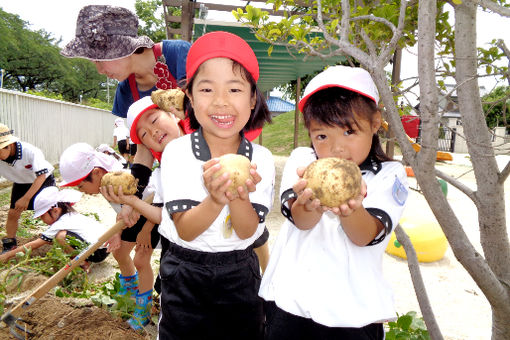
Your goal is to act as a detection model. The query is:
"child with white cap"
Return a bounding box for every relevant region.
[0,186,109,269]
[259,65,409,339]
[97,143,129,169]
[0,123,56,253]
[59,142,157,330]
[112,118,131,164]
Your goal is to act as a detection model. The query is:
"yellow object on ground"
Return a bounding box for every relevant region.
[386,217,448,263]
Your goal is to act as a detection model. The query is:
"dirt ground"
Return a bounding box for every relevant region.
[0,153,506,339]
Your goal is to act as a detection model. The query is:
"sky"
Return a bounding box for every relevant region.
[1,0,510,101]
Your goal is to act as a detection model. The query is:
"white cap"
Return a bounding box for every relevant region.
[33,186,82,218]
[96,143,116,154]
[59,143,124,187]
[298,65,379,112]
[126,96,158,144]
[114,118,126,127]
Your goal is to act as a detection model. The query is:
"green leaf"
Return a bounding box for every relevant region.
[397,314,413,331]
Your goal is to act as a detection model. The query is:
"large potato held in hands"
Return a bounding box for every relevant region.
[100,171,138,195]
[151,89,185,120]
[212,154,252,195]
[303,157,362,207]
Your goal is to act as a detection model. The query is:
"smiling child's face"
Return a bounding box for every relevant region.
[136,108,182,152]
[187,57,256,143]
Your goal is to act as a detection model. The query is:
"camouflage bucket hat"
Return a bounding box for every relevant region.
[61,5,154,61]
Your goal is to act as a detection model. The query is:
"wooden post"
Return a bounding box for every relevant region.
[181,0,195,42]
[294,77,301,148]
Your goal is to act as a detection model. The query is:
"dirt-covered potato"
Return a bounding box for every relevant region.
[100,171,138,195]
[212,154,252,195]
[151,89,185,120]
[303,157,362,207]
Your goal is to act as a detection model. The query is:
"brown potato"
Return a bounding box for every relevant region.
[151,89,185,120]
[303,157,362,207]
[212,154,252,195]
[100,171,138,195]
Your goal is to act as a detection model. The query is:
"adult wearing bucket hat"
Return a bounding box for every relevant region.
[61,5,191,120]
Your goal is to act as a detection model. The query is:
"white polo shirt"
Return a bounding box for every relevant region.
[113,126,129,142]
[159,129,275,252]
[259,147,409,328]
[40,212,106,246]
[0,141,54,184]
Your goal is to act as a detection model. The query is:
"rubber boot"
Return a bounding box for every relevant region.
[118,272,139,298]
[127,289,153,330]
[1,237,17,254]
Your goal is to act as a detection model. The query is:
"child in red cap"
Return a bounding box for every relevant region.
[100,94,185,330]
[259,65,409,340]
[156,31,274,340]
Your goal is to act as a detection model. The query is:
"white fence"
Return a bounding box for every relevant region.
[0,89,117,165]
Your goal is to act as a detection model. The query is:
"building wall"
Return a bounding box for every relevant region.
[0,89,116,165]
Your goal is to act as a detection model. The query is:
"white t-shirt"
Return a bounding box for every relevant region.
[159,129,275,252]
[113,126,129,142]
[40,212,106,246]
[259,147,409,328]
[0,141,54,184]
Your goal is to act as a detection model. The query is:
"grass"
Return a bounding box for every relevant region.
[260,110,311,156]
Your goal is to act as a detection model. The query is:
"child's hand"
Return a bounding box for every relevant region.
[135,230,152,253]
[117,205,140,228]
[14,196,30,213]
[202,158,230,205]
[292,178,322,212]
[225,163,261,201]
[100,185,135,205]
[105,232,121,252]
[325,179,367,217]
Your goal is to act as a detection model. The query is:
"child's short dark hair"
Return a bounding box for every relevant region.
[56,202,76,215]
[302,87,392,162]
[183,60,272,133]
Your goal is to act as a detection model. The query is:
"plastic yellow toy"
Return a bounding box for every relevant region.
[386,217,448,262]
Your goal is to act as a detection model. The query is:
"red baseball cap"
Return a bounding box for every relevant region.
[186,31,259,82]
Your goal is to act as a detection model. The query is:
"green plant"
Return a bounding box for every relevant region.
[385,311,430,340]
[82,212,101,222]
[262,110,310,156]
[16,211,46,238]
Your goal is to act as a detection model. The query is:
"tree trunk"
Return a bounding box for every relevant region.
[454,2,510,338]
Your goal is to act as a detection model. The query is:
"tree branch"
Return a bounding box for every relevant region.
[473,0,510,17]
[393,225,444,340]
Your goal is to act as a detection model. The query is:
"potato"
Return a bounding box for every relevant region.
[303,157,362,207]
[212,154,252,195]
[100,171,138,195]
[151,89,185,120]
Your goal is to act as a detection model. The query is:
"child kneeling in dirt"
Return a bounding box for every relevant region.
[0,186,110,269]
[59,142,157,330]
[0,123,56,253]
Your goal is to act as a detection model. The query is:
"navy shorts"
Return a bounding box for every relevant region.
[60,231,109,263]
[10,175,55,209]
[129,144,137,156]
[117,140,128,155]
[264,301,384,340]
[120,214,161,248]
[158,238,264,340]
